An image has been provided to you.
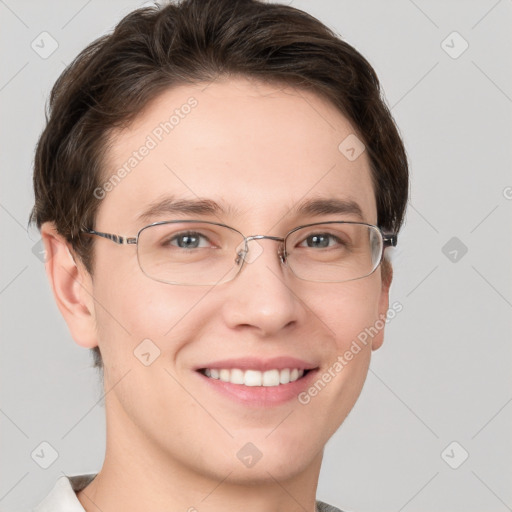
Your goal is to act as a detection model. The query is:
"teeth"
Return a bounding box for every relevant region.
[202,368,306,387]
[262,369,280,387]
[244,370,262,386]
[230,368,244,384]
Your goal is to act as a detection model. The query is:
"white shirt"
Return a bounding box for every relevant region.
[32,474,344,512]
[32,474,96,511]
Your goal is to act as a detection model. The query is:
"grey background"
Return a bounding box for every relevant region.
[1,0,511,511]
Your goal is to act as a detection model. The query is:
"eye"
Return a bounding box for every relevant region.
[165,231,211,249]
[298,232,345,249]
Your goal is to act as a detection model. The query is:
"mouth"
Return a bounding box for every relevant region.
[197,367,313,387]
[195,366,319,407]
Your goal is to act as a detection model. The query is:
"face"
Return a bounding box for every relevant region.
[50,77,391,484]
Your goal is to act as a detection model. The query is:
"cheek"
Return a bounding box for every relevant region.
[305,277,383,348]
[91,259,220,375]
[296,282,382,437]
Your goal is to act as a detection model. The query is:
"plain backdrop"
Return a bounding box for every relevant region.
[1,1,511,511]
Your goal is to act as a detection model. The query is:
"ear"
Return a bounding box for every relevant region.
[40,222,98,349]
[371,262,393,351]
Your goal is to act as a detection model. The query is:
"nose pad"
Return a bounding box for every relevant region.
[234,238,287,267]
[236,239,265,265]
[234,244,247,266]
[278,244,287,265]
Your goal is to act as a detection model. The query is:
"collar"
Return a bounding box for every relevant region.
[33,473,97,512]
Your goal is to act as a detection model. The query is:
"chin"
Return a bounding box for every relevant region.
[224,454,316,485]
[186,430,323,485]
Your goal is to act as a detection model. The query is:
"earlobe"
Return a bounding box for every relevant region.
[41,222,98,349]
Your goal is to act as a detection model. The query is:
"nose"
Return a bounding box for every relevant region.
[220,237,304,337]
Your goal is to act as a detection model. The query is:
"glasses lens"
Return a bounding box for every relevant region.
[137,222,244,285]
[285,223,383,282]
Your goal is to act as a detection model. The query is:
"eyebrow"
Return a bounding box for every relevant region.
[136,195,365,224]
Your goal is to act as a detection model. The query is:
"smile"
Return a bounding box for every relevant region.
[199,368,309,387]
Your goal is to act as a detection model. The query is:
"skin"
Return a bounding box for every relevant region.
[42,77,392,512]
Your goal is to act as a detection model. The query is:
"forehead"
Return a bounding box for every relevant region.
[96,77,377,231]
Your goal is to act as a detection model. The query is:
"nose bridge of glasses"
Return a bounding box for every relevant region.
[236,234,286,265]
[246,235,284,243]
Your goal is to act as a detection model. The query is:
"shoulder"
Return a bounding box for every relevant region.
[316,498,349,512]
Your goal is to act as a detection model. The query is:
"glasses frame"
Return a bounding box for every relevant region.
[81,220,397,285]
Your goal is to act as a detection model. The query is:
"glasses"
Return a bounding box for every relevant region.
[82,220,397,286]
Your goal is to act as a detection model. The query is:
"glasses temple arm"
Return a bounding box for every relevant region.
[382,233,398,248]
[82,229,137,245]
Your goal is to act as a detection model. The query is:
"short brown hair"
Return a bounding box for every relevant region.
[29,0,409,372]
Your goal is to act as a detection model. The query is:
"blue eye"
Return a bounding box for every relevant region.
[299,233,345,249]
[166,231,210,249]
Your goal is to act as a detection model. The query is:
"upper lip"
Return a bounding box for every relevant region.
[195,356,318,372]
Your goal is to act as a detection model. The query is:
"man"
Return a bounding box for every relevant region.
[30,0,408,510]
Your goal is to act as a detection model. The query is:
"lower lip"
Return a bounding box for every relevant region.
[195,369,319,407]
